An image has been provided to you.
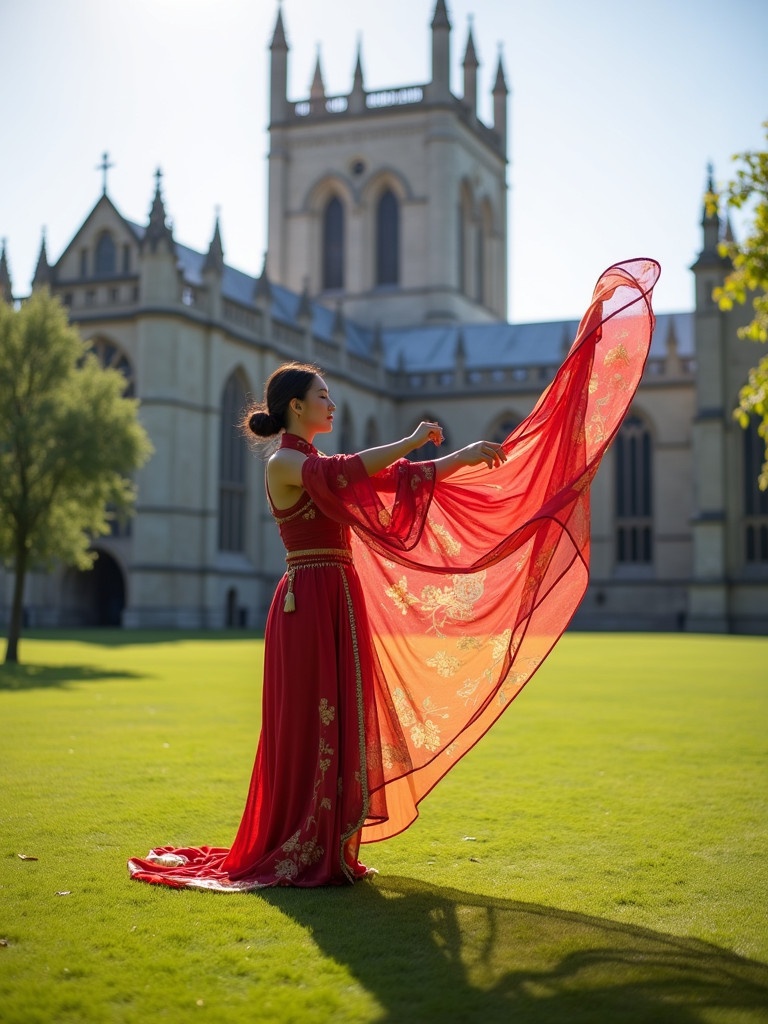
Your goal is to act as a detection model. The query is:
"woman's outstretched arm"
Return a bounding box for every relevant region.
[356,420,506,479]
[356,421,444,474]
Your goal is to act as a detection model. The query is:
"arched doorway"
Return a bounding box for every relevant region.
[62,550,126,626]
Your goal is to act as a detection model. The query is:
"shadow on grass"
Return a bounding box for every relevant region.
[10,629,263,648]
[0,662,144,691]
[264,876,768,1024]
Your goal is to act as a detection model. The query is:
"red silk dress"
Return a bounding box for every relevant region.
[128,258,660,890]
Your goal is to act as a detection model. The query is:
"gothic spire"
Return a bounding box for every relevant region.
[431,0,450,29]
[492,48,509,155]
[296,277,312,322]
[462,20,478,68]
[429,0,452,102]
[310,48,326,101]
[203,211,225,274]
[0,238,12,304]
[331,300,345,341]
[270,3,288,51]
[692,164,730,272]
[32,228,52,288]
[254,252,272,305]
[462,18,479,116]
[143,168,175,254]
[492,49,508,95]
[353,37,364,89]
[349,37,366,114]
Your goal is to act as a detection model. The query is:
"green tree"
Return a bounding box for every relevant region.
[0,290,152,663]
[708,120,768,489]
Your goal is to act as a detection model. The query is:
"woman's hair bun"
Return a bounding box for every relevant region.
[248,410,280,437]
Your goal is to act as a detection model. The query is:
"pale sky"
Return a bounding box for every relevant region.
[1,0,766,322]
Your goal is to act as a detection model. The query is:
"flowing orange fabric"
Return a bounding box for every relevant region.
[128,258,659,889]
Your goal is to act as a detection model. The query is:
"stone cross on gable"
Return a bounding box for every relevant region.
[96,151,114,194]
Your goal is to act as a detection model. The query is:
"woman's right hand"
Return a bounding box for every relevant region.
[408,421,444,450]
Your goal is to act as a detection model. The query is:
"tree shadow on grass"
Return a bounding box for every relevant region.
[264,876,768,1024]
[16,629,263,647]
[0,662,144,691]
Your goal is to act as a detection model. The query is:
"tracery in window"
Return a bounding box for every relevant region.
[615,412,653,564]
[376,189,399,286]
[322,196,344,290]
[95,231,116,277]
[219,371,248,553]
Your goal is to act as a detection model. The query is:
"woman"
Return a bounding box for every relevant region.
[128,258,660,890]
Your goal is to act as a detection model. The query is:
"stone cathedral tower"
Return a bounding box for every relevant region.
[266,0,509,328]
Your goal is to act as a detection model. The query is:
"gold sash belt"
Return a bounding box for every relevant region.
[283,548,354,612]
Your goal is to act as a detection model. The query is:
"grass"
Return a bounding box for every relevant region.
[1,630,767,1023]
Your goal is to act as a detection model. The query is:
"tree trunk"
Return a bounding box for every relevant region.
[5,544,28,664]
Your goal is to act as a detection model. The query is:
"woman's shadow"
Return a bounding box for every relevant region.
[264,875,768,1023]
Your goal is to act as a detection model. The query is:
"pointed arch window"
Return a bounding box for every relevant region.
[376,189,399,286]
[364,416,379,448]
[458,183,473,295]
[615,413,653,564]
[475,225,485,305]
[322,196,344,290]
[95,231,116,277]
[90,337,134,397]
[219,372,247,553]
[90,338,134,536]
[743,421,768,564]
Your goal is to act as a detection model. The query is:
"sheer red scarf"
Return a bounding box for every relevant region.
[299,258,660,842]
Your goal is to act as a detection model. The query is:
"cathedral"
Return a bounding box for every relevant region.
[1,1,766,634]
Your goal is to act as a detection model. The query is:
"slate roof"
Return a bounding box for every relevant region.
[131,221,693,372]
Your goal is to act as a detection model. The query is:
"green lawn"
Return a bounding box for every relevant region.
[1,631,767,1023]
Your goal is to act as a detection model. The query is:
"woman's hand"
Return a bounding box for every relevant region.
[433,439,508,480]
[408,421,444,451]
[459,440,508,469]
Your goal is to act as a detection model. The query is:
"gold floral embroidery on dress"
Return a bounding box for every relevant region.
[491,628,513,662]
[428,520,462,556]
[410,474,421,490]
[455,629,513,708]
[336,474,348,488]
[392,686,416,727]
[410,719,441,752]
[497,655,540,706]
[319,737,334,775]
[381,742,411,772]
[378,507,392,527]
[588,372,599,395]
[426,650,461,677]
[274,830,325,879]
[392,688,447,753]
[604,341,630,367]
[302,506,317,520]
[457,635,484,650]
[274,859,299,881]
[320,797,332,811]
[385,576,419,615]
[319,698,335,725]
[385,571,487,633]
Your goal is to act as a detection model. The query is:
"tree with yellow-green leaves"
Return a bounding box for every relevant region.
[0,290,152,663]
[707,120,768,489]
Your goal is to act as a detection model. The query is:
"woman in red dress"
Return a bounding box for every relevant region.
[128,258,660,891]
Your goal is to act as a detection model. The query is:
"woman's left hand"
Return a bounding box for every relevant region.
[460,440,508,469]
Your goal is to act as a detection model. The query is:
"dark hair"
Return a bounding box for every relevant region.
[242,362,321,440]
